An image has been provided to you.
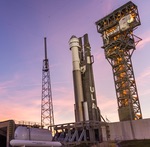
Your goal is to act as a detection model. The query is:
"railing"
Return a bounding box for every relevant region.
[14,120,41,127]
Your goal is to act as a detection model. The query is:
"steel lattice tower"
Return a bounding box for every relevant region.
[96,1,142,121]
[41,37,54,128]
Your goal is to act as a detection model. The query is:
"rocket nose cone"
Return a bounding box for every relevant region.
[71,35,77,38]
[69,35,78,44]
[70,35,77,40]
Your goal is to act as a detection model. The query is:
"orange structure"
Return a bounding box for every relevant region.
[96,1,142,121]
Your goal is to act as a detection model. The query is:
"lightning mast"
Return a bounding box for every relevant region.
[96,1,142,121]
[41,37,54,128]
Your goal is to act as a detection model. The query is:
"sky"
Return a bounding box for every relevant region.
[0,0,150,125]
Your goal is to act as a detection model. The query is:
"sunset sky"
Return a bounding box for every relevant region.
[0,0,150,125]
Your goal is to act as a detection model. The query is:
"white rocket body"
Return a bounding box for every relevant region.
[69,36,84,122]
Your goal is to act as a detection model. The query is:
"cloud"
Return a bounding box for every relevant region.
[96,92,119,122]
[0,84,41,122]
[137,31,150,50]
[137,67,150,85]
[136,67,150,98]
[52,86,75,124]
[0,71,42,122]
[140,68,150,79]
[94,51,104,61]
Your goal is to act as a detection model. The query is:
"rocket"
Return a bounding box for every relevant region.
[69,35,84,122]
[69,34,101,122]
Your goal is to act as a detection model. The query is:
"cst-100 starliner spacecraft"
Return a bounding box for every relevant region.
[69,34,101,122]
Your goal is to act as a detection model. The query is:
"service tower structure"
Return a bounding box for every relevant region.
[69,34,101,122]
[41,38,54,128]
[96,1,142,121]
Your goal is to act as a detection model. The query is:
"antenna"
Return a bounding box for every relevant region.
[44,37,47,60]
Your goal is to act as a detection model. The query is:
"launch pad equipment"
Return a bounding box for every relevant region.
[50,34,105,146]
[10,126,61,147]
[96,1,142,121]
[41,38,54,128]
[52,121,108,146]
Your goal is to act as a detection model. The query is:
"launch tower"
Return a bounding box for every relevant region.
[41,38,54,128]
[96,1,142,121]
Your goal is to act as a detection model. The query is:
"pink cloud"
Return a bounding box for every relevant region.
[54,103,74,125]
[137,31,150,50]
[52,86,75,124]
[0,67,75,125]
[0,71,42,122]
[96,93,119,122]
[94,51,104,61]
[0,85,41,122]
[136,67,150,99]
[137,67,150,85]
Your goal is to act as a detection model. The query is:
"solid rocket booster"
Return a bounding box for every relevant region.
[69,34,101,122]
[69,36,84,122]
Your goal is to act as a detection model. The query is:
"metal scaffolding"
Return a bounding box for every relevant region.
[96,1,142,121]
[41,38,54,128]
[52,121,107,146]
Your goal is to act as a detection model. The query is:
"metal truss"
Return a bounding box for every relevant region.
[106,32,142,121]
[52,121,106,146]
[41,38,54,128]
[96,1,142,121]
[96,1,140,34]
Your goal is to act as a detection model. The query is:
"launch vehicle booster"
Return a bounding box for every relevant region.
[69,34,101,122]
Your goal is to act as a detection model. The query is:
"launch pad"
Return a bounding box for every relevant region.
[52,121,108,146]
[1,1,150,147]
[51,1,145,146]
[0,120,40,147]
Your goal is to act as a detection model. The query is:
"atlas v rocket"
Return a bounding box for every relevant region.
[69,34,101,122]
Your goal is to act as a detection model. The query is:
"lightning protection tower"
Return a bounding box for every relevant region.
[96,1,142,121]
[41,37,54,128]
